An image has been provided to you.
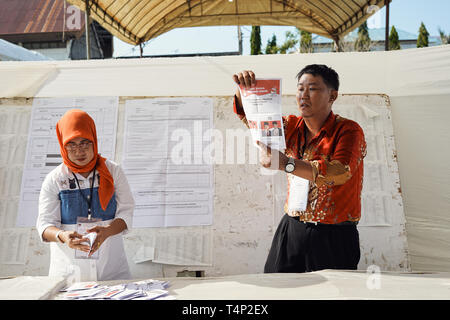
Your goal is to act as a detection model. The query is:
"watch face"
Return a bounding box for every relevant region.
[285,164,295,173]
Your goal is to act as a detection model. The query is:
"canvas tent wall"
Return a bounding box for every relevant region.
[0,45,449,277]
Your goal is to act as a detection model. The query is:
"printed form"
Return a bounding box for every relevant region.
[16,97,118,227]
[238,78,286,150]
[123,97,214,228]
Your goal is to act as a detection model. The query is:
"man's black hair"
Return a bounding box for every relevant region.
[296,64,339,91]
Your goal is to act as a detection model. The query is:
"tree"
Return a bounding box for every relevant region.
[417,22,429,48]
[389,25,401,50]
[438,28,450,45]
[299,30,313,53]
[354,21,371,51]
[250,26,262,55]
[278,30,298,54]
[265,34,279,54]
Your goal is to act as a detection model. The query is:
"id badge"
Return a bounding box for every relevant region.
[75,216,101,260]
[287,174,309,212]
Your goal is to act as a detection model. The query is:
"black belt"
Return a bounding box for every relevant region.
[289,215,358,226]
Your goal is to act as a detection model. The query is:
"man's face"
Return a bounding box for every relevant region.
[296,73,337,119]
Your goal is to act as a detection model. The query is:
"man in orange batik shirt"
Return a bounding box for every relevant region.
[232,64,367,273]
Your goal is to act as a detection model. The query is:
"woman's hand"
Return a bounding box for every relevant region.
[85,218,127,257]
[59,231,91,253]
[86,225,111,257]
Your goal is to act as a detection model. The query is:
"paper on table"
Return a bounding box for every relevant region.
[124,279,170,291]
[61,287,107,299]
[61,281,98,292]
[60,280,173,300]
[132,289,169,300]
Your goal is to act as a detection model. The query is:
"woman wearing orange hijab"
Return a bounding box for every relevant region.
[36,109,135,281]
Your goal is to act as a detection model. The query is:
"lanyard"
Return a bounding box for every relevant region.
[72,167,96,220]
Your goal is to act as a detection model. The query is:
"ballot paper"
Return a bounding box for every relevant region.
[124,279,170,291]
[61,281,98,292]
[59,279,173,300]
[238,79,286,151]
[62,287,107,299]
[75,231,99,260]
[287,174,310,212]
[75,216,102,259]
[131,289,170,300]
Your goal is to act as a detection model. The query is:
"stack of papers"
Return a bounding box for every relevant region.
[124,279,170,291]
[59,280,175,300]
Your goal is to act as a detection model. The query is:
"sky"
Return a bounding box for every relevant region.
[113,0,450,57]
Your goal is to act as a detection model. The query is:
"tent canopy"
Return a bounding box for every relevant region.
[67,0,390,45]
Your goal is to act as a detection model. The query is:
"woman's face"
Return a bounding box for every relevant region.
[65,137,95,167]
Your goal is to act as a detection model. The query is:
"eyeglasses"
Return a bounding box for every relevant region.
[65,140,93,152]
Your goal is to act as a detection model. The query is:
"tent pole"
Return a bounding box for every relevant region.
[237,26,243,55]
[85,0,91,59]
[333,36,342,52]
[385,0,390,51]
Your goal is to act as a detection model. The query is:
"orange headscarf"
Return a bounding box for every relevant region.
[56,109,114,211]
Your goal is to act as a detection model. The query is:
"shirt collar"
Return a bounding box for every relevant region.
[320,111,336,137]
[299,111,336,138]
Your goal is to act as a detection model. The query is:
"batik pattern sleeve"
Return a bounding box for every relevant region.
[311,122,366,188]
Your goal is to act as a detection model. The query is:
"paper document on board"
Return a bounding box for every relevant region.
[122,97,214,228]
[238,79,286,151]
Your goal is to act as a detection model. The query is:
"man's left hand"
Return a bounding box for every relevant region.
[256,140,288,171]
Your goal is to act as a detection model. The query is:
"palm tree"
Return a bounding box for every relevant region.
[299,30,313,53]
[278,31,298,54]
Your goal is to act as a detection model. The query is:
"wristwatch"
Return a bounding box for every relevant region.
[285,157,295,173]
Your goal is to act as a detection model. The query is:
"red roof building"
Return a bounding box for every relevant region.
[0,0,112,59]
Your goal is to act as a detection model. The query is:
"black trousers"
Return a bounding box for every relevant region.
[264,214,360,273]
